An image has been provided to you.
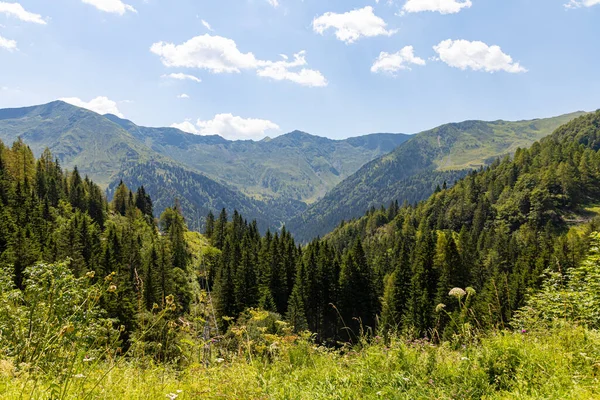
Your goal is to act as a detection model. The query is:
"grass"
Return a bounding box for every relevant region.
[2,322,599,399]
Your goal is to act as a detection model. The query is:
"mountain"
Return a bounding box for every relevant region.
[106,160,306,232]
[0,100,409,230]
[0,101,155,186]
[0,101,286,230]
[104,114,410,203]
[288,112,588,241]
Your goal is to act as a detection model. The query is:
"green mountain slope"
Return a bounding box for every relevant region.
[105,114,410,203]
[288,112,587,241]
[0,102,291,230]
[0,101,155,186]
[106,161,305,232]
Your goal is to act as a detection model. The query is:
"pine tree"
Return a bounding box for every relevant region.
[112,181,130,216]
[287,283,308,332]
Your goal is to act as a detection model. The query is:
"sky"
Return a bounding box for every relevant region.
[0,0,599,140]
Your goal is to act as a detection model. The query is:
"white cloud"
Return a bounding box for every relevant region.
[60,96,125,117]
[172,114,280,140]
[151,34,259,73]
[81,0,137,15]
[402,0,472,14]
[371,46,425,74]
[433,39,527,73]
[162,72,202,83]
[266,0,279,7]
[312,6,397,44]
[171,120,199,134]
[177,93,190,99]
[0,35,17,51]
[256,51,328,87]
[201,19,214,32]
[151,34,326,87]
[0,2,46,24]
[565,0,600,7]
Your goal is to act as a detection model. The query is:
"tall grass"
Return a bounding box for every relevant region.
[1,321,599,399]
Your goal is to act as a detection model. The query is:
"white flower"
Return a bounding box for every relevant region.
[449,288,467,298]
[216,357,225,363]
[166,394,178,400]
[73,374,86,379]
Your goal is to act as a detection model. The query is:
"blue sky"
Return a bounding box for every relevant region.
[0,0,599,140]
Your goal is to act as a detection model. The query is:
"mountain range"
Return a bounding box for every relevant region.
[287,112,587,240]
[0,101,407,231]
[0,101,587,237]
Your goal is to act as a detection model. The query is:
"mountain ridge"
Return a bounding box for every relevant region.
[287,111,589,241]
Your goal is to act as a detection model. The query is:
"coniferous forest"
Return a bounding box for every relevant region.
[2,112,600,398]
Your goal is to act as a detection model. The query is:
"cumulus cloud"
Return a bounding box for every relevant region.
[0,35,17,51]
[60,96,125,117]
[0,2,46,24]
[371,46,425,74]
[312,6,397,44]
[171,120,199,134]
[151,34,258,73]
[402,0,472,14]
[266,0,279,7]
[151,34,326,87]
[433,39,527,73]
[177,93,190,99]
[81,0,137,15]
[565,0,600,7]
[162,72,202,83]
[172,114,280,140]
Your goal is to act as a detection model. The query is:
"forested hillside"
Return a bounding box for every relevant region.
[210,111,600,340]
[289,112,586,241]
[107,160,306,232]
[0,138,206,353]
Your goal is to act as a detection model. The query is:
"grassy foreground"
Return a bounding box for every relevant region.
[1,323,599,400]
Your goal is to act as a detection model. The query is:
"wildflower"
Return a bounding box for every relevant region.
[104,272,115,282]
[107,284,117,293]
[521,329,527,334]
[466,287,476,296]
[85,271,95,278]
[165,294,175,305]
[461,357,469,361]
[216,358,225,363]
[449,287,467,299]
[73,374,86,379]
[435,303,446,313]
[59,324,75,336]
[166,393,178,400]
[83,356,95,362]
